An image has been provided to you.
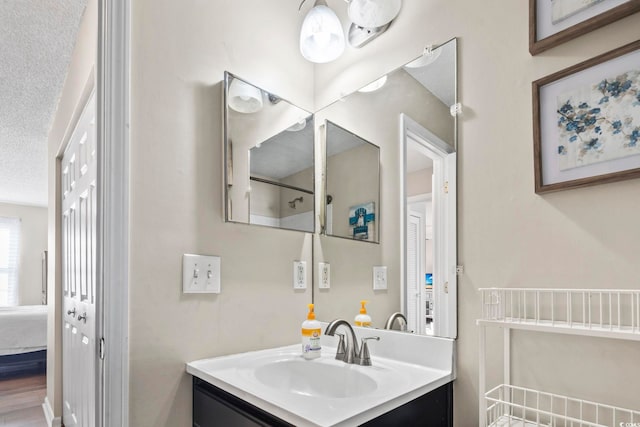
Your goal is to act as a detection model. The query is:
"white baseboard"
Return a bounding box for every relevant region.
[42,397,62,427]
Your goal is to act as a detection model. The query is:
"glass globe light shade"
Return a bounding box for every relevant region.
[228,78,263,113]
[348,0,402,28]
[300,3,345,63]
[357,75,388,93]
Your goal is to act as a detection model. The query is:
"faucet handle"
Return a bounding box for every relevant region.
[358,336,380,366]
[334,333,346,361]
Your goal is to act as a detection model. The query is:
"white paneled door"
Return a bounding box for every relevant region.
[61,92,98,427]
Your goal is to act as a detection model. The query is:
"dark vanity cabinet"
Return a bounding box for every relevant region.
[193,377,453,427]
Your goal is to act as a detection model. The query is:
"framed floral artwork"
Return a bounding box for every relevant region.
[529,0,640,55]
[533,40,640,193]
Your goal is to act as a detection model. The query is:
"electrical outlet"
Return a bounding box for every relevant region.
[293,261,307,289]
[319,262,330,289]
[373,266,387,290]
[183,254,221,294]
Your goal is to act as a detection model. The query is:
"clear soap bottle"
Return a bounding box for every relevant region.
[355,300,372,327]
[301,303,321,359]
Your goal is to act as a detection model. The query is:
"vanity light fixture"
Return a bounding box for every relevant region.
[299,0,345,63]
[228,78,264,113]
[357,75,387,93]
[347,0,402,48]
[347,0,401,29]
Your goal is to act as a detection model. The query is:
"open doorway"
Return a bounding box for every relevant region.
[0,1,89,425]
[401,114,457,339]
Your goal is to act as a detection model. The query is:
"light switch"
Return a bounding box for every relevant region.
[293,261,307,289]
[319,262,330,289]
[373,266,387,290]
[183,254,221,294]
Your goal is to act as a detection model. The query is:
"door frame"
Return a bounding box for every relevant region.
[96,0,130,425]
[400,114,457,339]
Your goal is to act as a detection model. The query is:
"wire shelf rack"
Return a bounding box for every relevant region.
[478,288,640,340]
[486,384,640,427]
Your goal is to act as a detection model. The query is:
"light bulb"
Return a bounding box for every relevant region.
[300,3,345,63]
[228,78,263,113]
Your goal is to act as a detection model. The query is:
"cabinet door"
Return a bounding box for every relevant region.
[193,387,265,427]
[193,378,292,427]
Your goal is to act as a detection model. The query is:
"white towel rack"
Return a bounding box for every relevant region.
[477,287,640,427]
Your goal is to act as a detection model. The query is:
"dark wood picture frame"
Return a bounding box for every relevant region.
[533,40,640,193]
[529,0,640,55]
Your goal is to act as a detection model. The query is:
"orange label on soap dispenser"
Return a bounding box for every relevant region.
[301,328,321,337]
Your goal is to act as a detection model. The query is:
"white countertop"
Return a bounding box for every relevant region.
[187,326,455,427]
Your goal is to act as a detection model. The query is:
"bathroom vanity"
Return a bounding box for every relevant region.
[187,325,455,427]
[193,377,452,427]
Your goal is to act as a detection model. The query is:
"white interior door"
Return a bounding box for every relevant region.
[61,92,98,427]
[406,212,425,334]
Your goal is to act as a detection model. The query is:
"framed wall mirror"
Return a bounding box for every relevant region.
[224,72,315,233]
[313,38,458,338]
[323,121,380,243]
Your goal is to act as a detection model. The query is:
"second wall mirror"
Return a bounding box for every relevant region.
[224,72,315,233]
[324,121,380,243]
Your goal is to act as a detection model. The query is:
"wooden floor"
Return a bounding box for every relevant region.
[0,375,47,427]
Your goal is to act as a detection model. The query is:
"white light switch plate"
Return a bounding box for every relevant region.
[293,261,307,289]
[373,266,387,290]
[183,254,221,294]
[318,262,330,289]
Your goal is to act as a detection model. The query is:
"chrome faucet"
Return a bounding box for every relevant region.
[384,312,408,331]
[325,319,380,365]
[325,319,359,364]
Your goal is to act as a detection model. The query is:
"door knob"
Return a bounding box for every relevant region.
[77,312,87,323]
[67,308,76,317]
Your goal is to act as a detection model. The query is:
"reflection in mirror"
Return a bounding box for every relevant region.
[314,39,457,337]
[324,121,380,243]
[224,72,314,232]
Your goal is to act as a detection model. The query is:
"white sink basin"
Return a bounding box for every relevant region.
[254,358,377,398]
[187,340,454,427]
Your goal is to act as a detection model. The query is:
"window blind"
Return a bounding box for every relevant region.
[0,217,20,306]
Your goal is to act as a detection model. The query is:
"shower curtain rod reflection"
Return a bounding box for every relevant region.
[249,176,314,195]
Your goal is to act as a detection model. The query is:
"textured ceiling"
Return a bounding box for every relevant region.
[0,0,87,206]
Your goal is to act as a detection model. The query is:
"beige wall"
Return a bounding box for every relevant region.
[407,168,433,197]
[129,0,640,426]
[0,202,47,305]
[46,0,96,417]
[312,1,640,426]
[130,1,314,425]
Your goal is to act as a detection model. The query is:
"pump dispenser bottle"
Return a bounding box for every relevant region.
[354,300,372,327]
[302,303,321,359]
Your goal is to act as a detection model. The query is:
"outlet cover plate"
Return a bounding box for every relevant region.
[319,262,330,289]
[373,266,387,290]
[183,254,221,294]
[293,261,307,289]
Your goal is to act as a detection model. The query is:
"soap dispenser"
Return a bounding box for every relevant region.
[354,300,372,327]
[302,304,321,359]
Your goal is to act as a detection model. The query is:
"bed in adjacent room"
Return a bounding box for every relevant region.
[0,305,47,379]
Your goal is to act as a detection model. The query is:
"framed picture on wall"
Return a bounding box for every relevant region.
[533,40,640,193]
[529,0,640,55]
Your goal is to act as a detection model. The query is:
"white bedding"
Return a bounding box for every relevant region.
[0,305,48,356]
